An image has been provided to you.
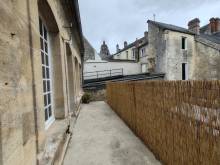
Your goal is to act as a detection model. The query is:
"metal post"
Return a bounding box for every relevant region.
[96,71,98,79]
[110,70,111,77]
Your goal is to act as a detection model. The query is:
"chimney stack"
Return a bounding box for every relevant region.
[209,18,216,33]
[124,41,128,48]
[116,44,120,52]
[215,17,220,32]
[144,31,148,38]
[188,18,200,34]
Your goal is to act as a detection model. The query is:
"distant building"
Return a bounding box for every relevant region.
[147,17,220,80]
[112,40,137,61]
[84,44,142,80]
[100,41,111,60]
[138,32,149,73]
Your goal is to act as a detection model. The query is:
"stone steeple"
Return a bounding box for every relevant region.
[100,41,110,60]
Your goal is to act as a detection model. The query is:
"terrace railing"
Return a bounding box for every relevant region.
[83,68,123,80]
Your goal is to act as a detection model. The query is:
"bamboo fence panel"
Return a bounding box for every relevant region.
[107,81,220,165]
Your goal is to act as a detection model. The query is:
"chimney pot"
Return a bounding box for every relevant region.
[188,18,200,34]
[209,17,216,33]
[124,41,128,48]
[116,44,120,52]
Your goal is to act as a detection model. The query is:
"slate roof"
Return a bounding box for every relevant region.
[148,20,220,46]
[199,33,220,44]
[147,20,195,35]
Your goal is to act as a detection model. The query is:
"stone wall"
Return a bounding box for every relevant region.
[147,23,165,73]
[0,0,83,164]
[192,40,220,79]
[165,31,195,80]
[148,21,220,80]
[85,89,106,102]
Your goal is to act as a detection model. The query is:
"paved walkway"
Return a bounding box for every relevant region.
[63,101,160,165]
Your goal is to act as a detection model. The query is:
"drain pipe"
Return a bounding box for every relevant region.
[27,0,39,164]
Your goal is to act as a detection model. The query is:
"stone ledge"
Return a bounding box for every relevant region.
[38,103,82,165]
[38,119,70,165]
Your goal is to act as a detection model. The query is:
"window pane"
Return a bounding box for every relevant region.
[46,68,50,79]
[44,95,47,106]
[45,108,48,121]
[44,26,47,41]
[182,38,186,49]
[45,42,48,53]
[182,63,186,80]
[42,66,46,78]
[45,55,49,66]
[43,80,47,93]
[48,106,52,117]
[47,80,50,91]
[39,18,43,36]
[41,52,45,64]
[47,93,51,105]
[40,38,44,50]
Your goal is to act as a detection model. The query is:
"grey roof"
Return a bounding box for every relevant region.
[199,32,220,44]
[147,20,195,35]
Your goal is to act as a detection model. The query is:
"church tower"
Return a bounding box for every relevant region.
[100,41,110,60]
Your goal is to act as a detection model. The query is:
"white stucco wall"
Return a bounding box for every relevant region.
[84,61,141,79]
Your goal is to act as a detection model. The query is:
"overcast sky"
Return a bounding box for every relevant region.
[79,0,220,54]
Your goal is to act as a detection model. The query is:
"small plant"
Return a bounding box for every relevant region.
[82,93,91,104]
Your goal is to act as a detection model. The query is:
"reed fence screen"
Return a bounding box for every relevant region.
[107,81,220,165]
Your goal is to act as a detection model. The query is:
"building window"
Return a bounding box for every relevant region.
[140,48,145,57]
[182,63,188,80]
[182,37,187,50]
[132,49,135,59]
[126,51,128,59]
[39,18,54,127]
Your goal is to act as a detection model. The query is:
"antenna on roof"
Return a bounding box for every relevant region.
[153,14,156,21]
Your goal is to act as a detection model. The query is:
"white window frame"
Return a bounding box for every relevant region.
[39,18,55,129]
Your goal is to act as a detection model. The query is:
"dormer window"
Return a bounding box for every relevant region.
[182,37,187,50]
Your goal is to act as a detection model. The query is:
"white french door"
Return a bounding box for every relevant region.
[39,18,54,129]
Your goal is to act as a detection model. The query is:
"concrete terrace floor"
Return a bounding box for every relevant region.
[63,101,161,165]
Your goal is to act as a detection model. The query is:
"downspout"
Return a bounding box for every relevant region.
[27,0,39,164]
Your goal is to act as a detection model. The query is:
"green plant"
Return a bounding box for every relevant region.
[82,93,91,104]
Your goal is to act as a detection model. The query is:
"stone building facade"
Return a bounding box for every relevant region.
[111,34,148,62]
[112,41,136,61]
[0,0,84,164]
[147,18,220,80]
